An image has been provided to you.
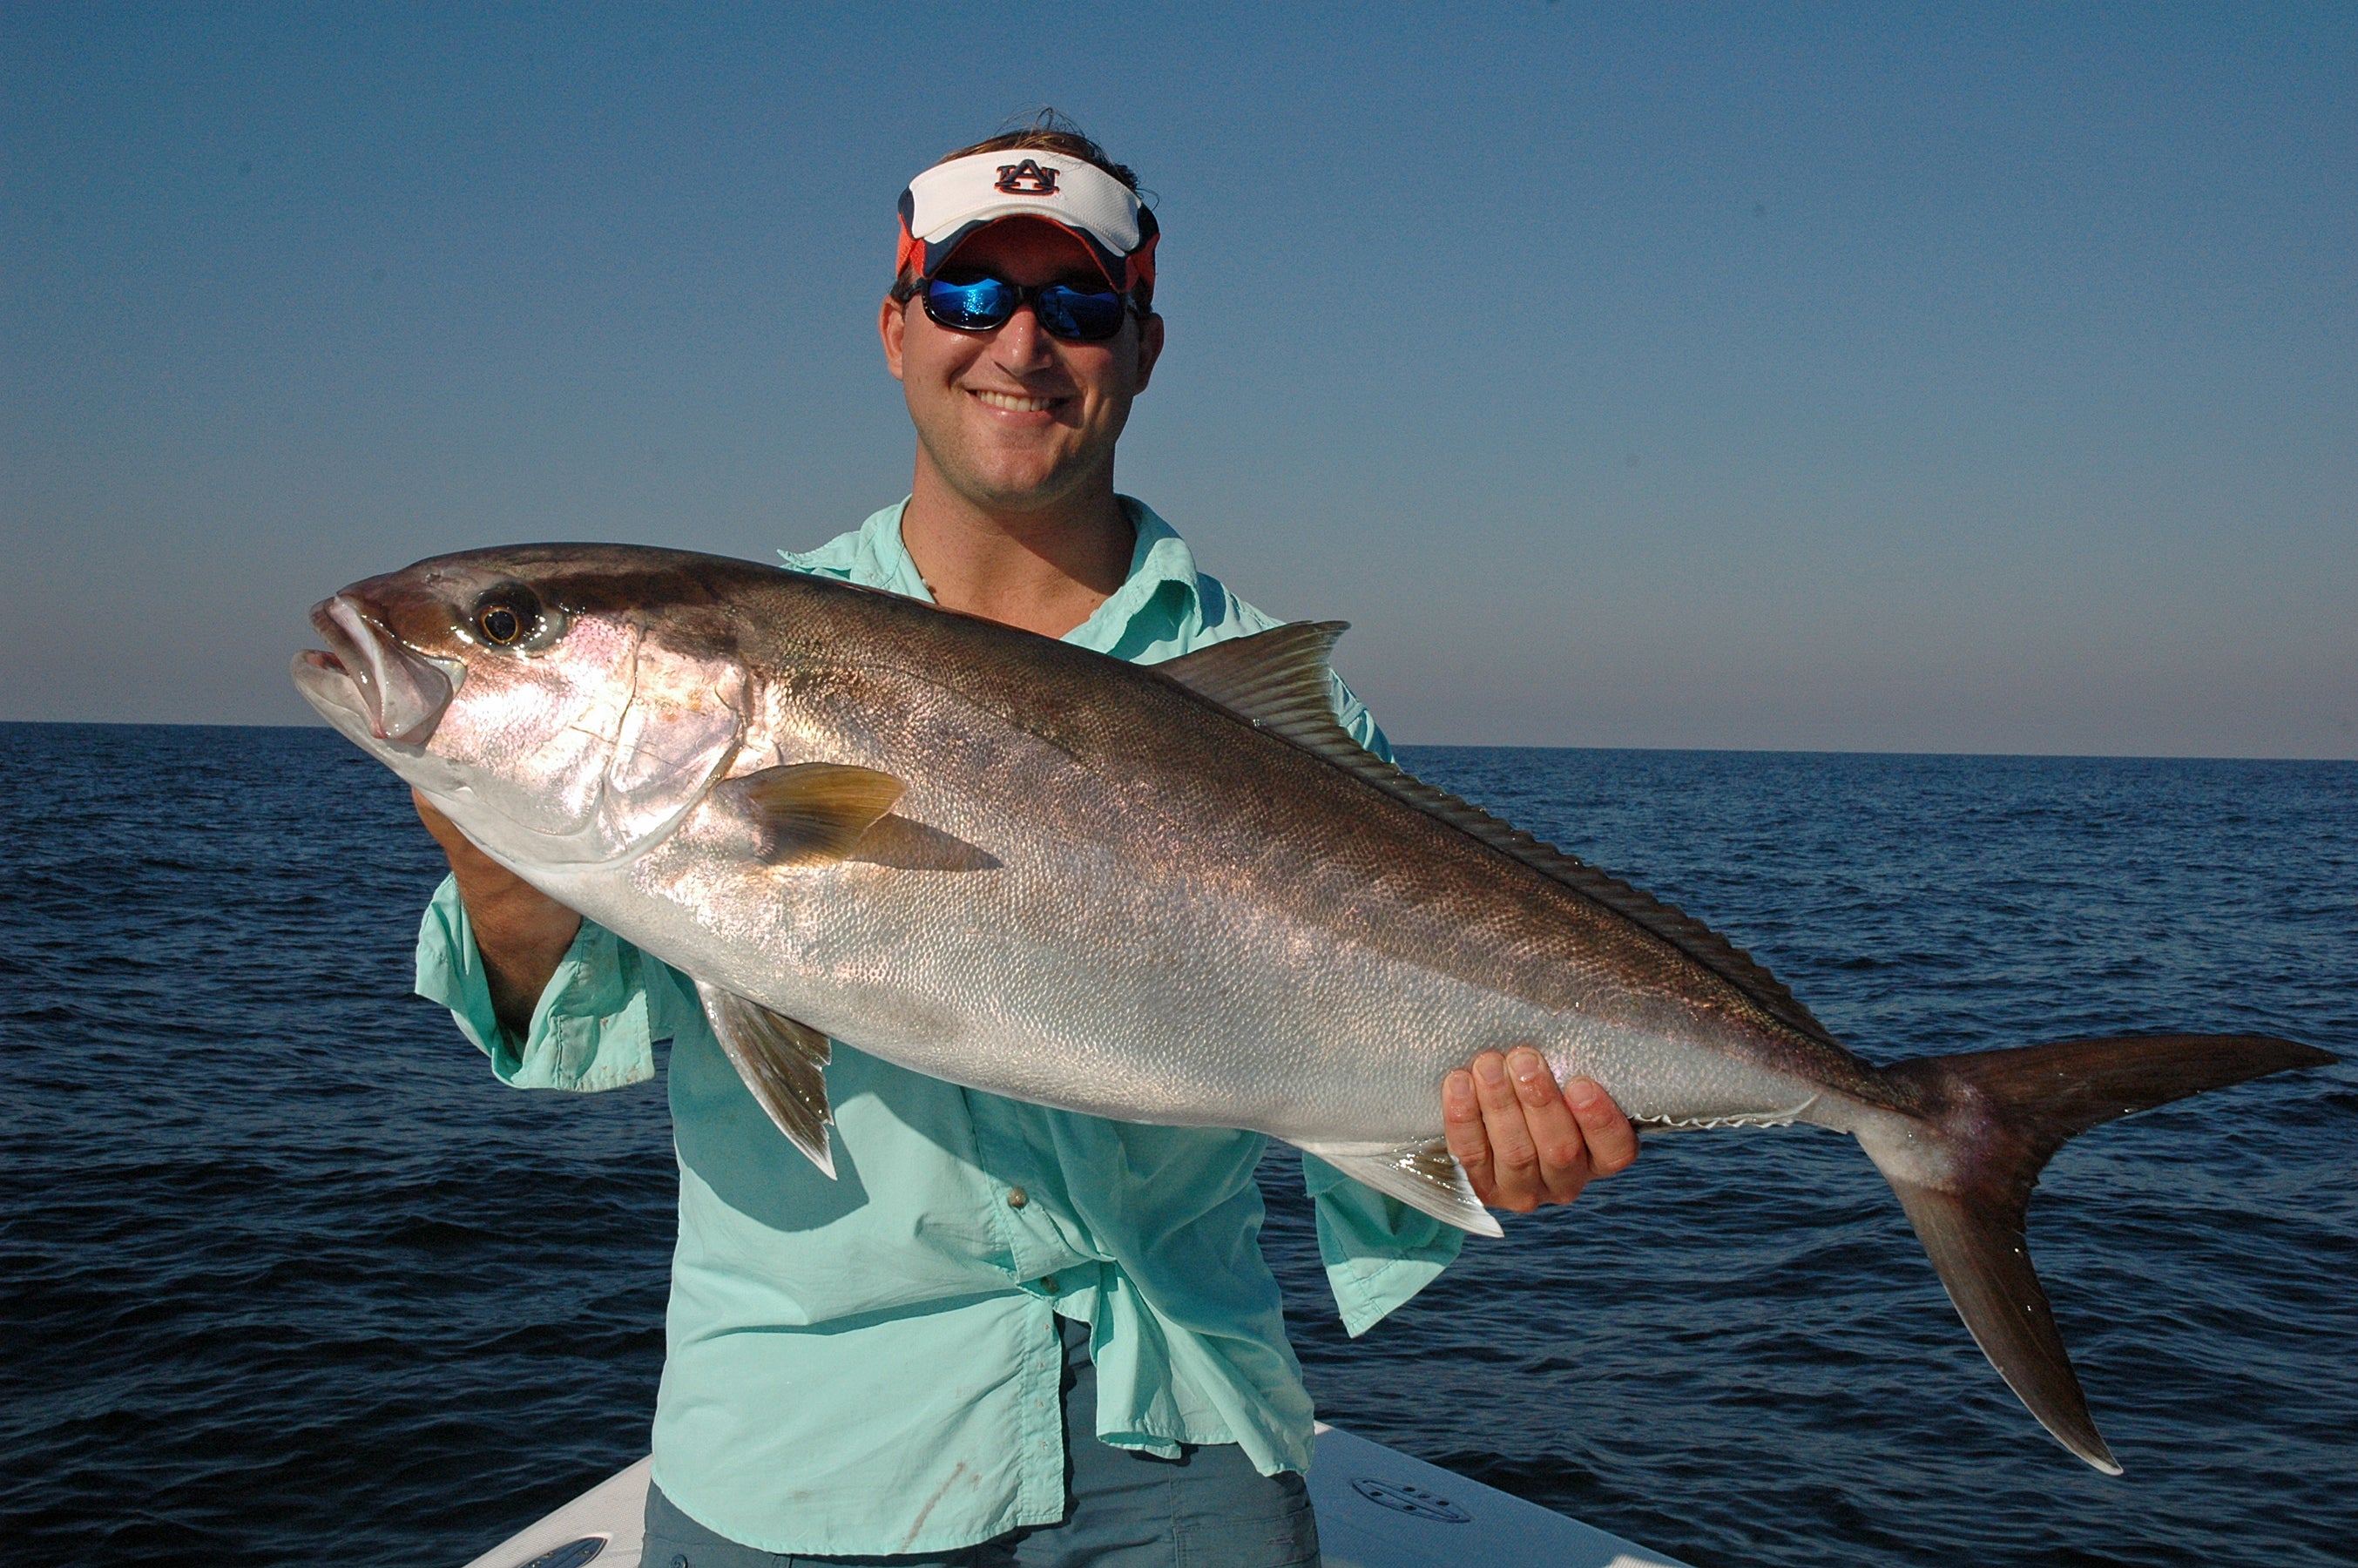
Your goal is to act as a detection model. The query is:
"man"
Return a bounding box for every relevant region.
[414,122,1638,1566]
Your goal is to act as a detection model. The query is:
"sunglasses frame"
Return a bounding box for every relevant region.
[920,272,1138,343]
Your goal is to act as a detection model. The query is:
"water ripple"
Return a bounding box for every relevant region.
[2,727,2350,1565]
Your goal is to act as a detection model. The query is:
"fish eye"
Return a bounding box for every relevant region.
[471,588,543,648]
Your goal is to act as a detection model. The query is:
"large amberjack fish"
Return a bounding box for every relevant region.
[296,544,2331,1474]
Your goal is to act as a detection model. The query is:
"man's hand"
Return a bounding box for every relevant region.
[413,789,583,1042]
[1443,1049,1638,1213]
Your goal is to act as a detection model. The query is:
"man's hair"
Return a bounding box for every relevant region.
[890,110,1154,316]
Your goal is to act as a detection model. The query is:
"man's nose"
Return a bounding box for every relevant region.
[991,306,1055,371]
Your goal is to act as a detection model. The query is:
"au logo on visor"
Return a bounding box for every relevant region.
[993,159,1060,196]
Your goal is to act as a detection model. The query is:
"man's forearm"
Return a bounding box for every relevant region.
[457,862,584,1042]
[413,790,582,1041]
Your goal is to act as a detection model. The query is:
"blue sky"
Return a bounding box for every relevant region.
[4,3,2351,755]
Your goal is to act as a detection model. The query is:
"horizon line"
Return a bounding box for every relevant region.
[3,717,2348,767]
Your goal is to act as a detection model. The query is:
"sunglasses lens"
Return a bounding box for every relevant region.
[924,277,1017,331]
[1036,286,1128,341]
[923,276,1128,341]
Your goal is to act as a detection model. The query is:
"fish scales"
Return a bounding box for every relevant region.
[630,566,1841,1138]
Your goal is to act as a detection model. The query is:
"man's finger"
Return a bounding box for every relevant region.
[1442,1069,1494,1201]
[1564,1078,1639,1176]
[1509,1048,1594,1204]
[1470,1050,1544,1210]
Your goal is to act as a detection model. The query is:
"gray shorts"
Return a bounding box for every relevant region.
[640,1315,1321,1568]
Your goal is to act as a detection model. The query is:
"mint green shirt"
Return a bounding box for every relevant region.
[414,498,1465,1556]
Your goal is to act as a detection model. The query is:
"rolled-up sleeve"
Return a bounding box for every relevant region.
[413,873,670,1092]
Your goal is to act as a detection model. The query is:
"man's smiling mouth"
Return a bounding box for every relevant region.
[970,389,1064,413]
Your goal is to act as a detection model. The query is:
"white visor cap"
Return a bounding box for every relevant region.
[898,151,1155,291]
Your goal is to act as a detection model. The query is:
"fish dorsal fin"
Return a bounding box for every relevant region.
[1161,624,1837,1048]
[1155,622,1352,746]
[1293,1137,1503,1239]
[721,762,906,866]
[693,978,837,1177]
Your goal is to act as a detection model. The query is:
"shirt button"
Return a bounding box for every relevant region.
[1005,1186,1028,1210]
[1040,1274,1059,1294]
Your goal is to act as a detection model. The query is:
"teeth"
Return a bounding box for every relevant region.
[973,389,1057,412]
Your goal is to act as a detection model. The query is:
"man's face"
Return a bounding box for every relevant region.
[880,217,1164,516]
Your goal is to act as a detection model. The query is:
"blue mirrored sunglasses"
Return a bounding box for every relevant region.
[922,274,1132,341]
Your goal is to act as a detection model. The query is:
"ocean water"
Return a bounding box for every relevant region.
[1,722,2350,1567]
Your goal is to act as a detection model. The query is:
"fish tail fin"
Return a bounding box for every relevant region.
[1859,1032,2334,1475]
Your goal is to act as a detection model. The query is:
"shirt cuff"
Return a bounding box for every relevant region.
[1301,1152,1468,1338]
[413,874,658,1092]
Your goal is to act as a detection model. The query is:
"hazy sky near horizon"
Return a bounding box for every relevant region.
[4,3,2352,755]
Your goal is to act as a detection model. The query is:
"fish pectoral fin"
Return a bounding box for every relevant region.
[724,762,907,866]
[693,978,837,1177]
[1293,1137,1504,1240]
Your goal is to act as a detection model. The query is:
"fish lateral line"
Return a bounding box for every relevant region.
[1149,622,1844,1054]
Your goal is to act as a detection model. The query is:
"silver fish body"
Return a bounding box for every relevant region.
[295,543,2331,1476]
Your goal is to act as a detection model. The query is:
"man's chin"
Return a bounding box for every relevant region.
[929,449,1111,518]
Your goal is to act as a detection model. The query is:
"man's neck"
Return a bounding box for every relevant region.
[899,468,1136,640]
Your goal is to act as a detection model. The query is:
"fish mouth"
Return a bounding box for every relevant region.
[295,594,456,746]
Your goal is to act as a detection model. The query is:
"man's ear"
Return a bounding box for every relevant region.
[1132,312,1165,394]
[879,295,908,382]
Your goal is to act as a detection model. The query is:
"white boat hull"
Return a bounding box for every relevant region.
[461,1425,1693,1568]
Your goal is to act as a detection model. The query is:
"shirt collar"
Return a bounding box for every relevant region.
[843,501,938,604]
[851,497,1204,652]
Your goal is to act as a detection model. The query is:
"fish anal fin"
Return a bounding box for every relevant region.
[722,762,906,866]
[693,978,836,1177]
[1294,1136,1504,1240]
